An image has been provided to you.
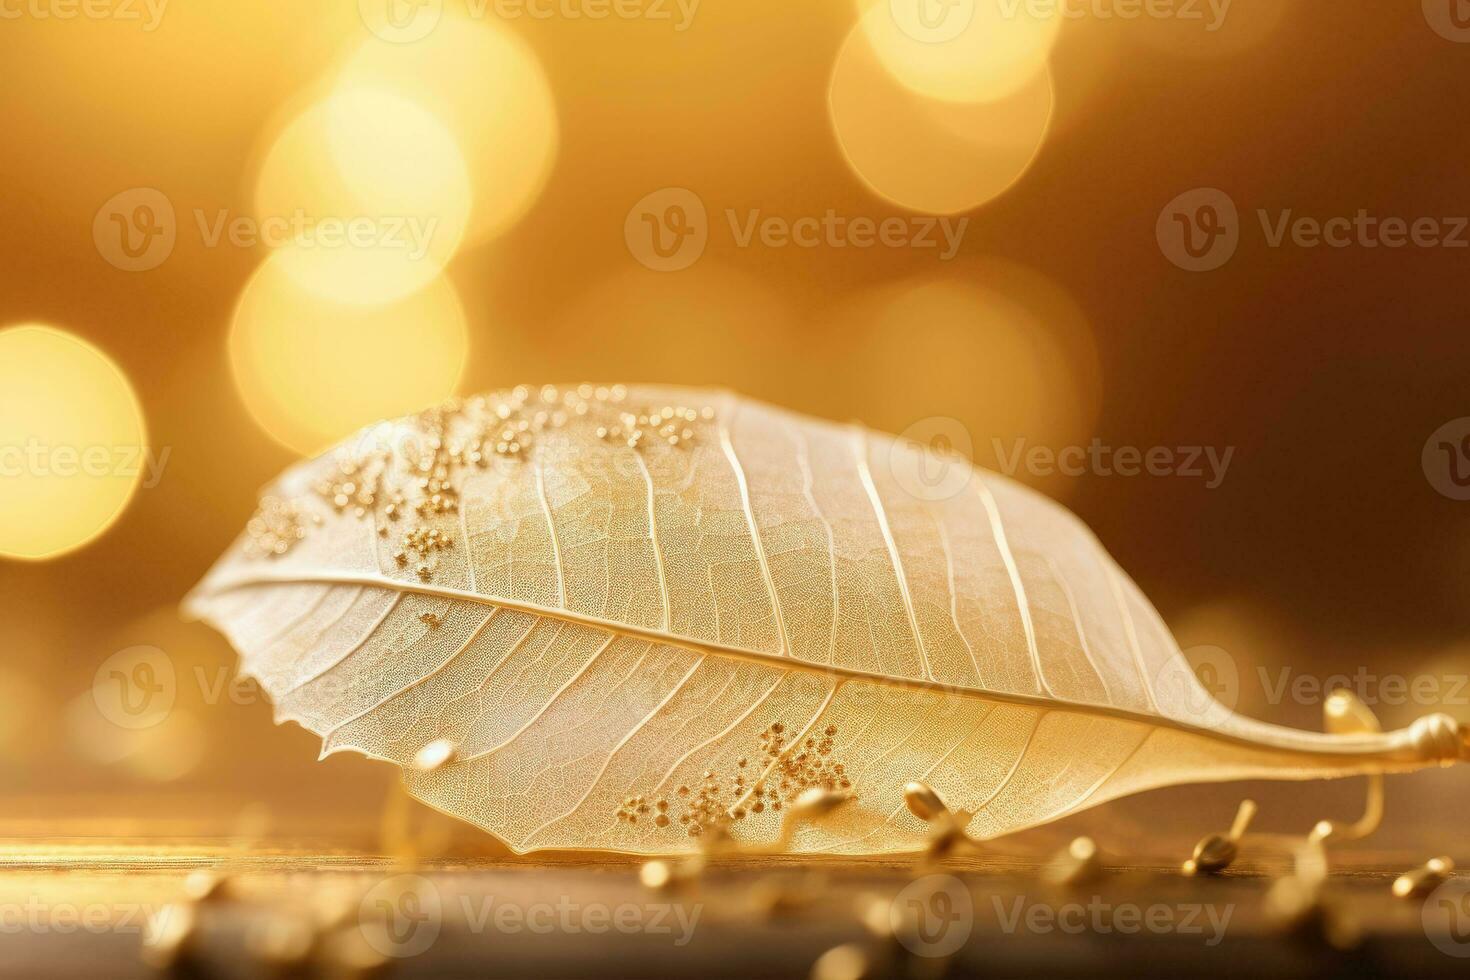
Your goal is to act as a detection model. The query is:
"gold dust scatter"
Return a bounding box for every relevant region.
[244,496,306,559]
[595,402,708,451]
[242,385,714,560]
[615,722,849,842]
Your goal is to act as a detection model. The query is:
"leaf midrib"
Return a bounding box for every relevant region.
[199,568,1396,762]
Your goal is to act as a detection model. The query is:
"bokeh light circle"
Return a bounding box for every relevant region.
[835,263,1102,497]
[229,250,469,456]
[830,14,1054,214]
[0,325,148,561]
[253,87,473,307]
[856,0,1061,104]
[338,12,558,247]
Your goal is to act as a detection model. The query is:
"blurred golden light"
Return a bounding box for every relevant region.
[1169,597,1292,721]
[836,264,1101,497]
[338,12,559,247]
[543,264,800,400]
[829,17,1054,214]
[229,251,468,456]
[0,666,46,764]
[1133,1,1288,59]
[854,0,1061,104]
[65,692,207,783]
[253,86,473,307]
[0,325,147,561]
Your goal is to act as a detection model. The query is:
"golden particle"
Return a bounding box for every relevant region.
[140,903,197,970]
[412,738,458,772]
[899,787,946,822]
[1392,856,1455,898]
[639,861,673,890]
[182,870,231,903]
[811,944,869,980]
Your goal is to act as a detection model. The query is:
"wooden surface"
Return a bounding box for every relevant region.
[2,839,1466,979]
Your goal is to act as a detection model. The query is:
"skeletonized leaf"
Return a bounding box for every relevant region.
[187,385,1466,855]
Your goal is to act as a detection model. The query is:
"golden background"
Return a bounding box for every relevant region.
[1,1,1467,850]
